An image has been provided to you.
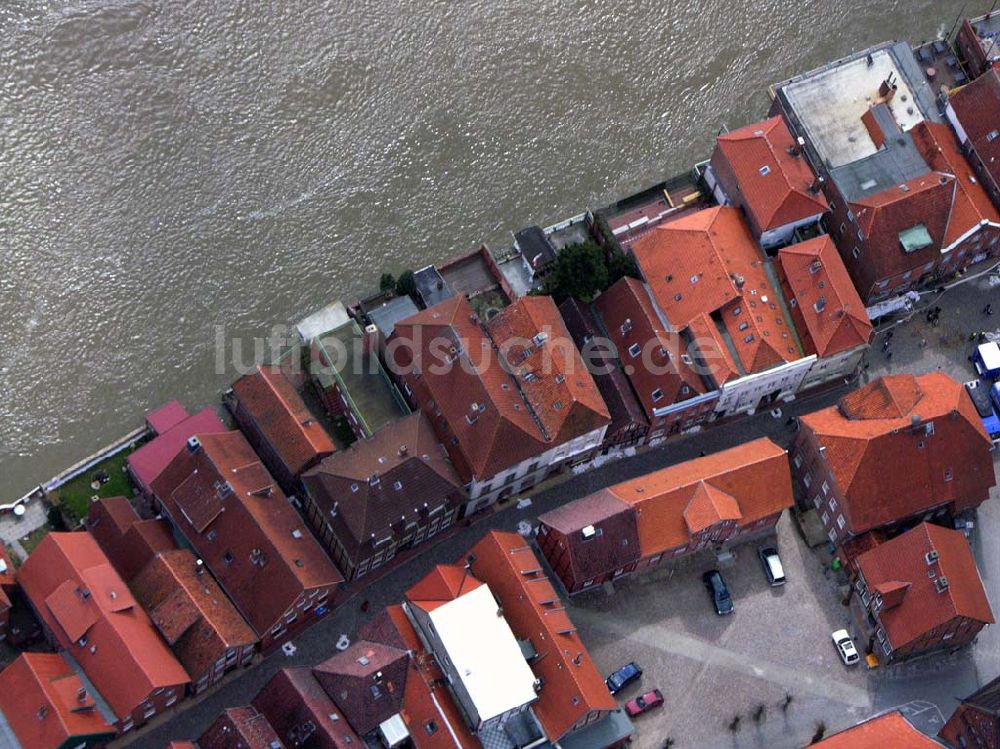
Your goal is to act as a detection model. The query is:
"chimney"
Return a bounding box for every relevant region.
[77,687,88,703]
[809,177,824,193]
[187,436,201,453]
[37,706,47,721]
[398,444,408,457]
[363,323,379,356]
[813,297,827,314]
[195,558,205,576]
[809,260,823,275]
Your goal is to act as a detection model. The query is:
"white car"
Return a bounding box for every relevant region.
[832,629,860,665]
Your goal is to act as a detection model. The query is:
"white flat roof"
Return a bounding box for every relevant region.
[295,300,350,343]
[978,342,1000,372]
[782,48,927,168]
[429,583,537,723]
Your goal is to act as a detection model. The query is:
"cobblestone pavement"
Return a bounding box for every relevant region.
[122,268,1000,748]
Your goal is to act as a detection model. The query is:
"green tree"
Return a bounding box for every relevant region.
[543,241,609,303]
[607,248,640,285]
[395,269,417,297]
[379,273,396,293]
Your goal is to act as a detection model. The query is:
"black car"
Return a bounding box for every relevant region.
[605,661,643,694]
[702,570,734,615]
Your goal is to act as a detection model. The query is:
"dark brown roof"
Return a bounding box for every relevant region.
[313,640,409,735]
[949,67,1000,192]
[151,431,343,638]
[557,298,648,436]
[252,667,362,749]
[131,549,257,681]
[86,497,176,582]
[231,365,336,476]
[538,489,640,583]
[302,413,466,561]
[198,706,282,749]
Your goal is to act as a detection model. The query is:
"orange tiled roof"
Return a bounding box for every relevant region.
[467,531,616,742]
[712,116,828,232]
[231,365,336,476]
[594,277,709,413]
[606,438,793,556]
[405,564,482,614]
[810,710,950,747]
[18,533,190,721]
[0,652,117,749]
[777,235,872,357]
[856,523,994,650]
[799,373,995,534]
[949,67,1000,193]
[631,206,802,381]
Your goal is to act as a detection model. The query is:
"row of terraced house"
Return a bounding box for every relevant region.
[7,12,1000,749]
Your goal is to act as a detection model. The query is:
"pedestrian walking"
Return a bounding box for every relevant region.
[919,338,927,348]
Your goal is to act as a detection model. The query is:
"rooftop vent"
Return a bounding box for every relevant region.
[813,297,827,314]
[934,576,950,593]
[809,260,823,275]
[398,444,408,457]
[187,436,201,452]
[925,550,940,565]
[581,525,597,539]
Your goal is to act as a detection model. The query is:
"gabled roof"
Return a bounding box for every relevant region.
[151,431,343,637]
[811,710,944,748]
[392,296,565,483]
[405,564,482,614]
[199,706,282,749]
[466,532,616,742]
[949,66,1000,187]
[594,277,709,412]
[0,653,117,749]
[313,640,409,735]
[128,406,227,491]
[537,489,640,583]
[231,365,336,476]
[799,373,995,534]
[485,296,610,446]
[631,207,802,381]
[132,549,257,680]
[557,298,649,436]
[146,400,191,436]
[606,438,793,557]
[86,496,176,583]
[712,116,828,232]
[18,533,189,720]
[857,523,994,651]
[361,606,479,749]
[252,667,363,749]
[777,236,873,357]
[301,412,466,559]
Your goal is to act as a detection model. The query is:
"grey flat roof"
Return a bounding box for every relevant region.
[777,41,941,169]
[831,126,930,203]
[413,265,455,309]
[366,295,419,338]
[0,710,21,749]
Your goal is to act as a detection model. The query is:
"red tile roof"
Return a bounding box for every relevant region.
[594,277,708,415]
[199,706,282,749]
[128,407,227,492]
[86,496,176,582]
[0,652,117,749]
[132,549,257,681]
[405,564,482,614]
[856,523,994,651]
[949,67,1000,191]
[466,531,616,742]
[231,365,336,477]
[810,710,945,748]
[606,438,793,556]
[631,207,802,382]
[777,235,873,357]
[393,295,608,483]
[252,667,362,749]
[485,296,610,445]
[361,606,479,749]
[711,116,828,233]
[799,373,995,535]
[18,533,189,721]
[151,431,343,639]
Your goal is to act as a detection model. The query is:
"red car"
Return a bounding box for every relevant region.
[625,688,664,717]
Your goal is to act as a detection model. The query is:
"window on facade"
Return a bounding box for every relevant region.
[803,473,812,488]
[837,515,846,529]
[821,481,830,496]
[821,512,829,525]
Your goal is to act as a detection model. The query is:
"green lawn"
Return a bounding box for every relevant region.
[18,526,50,557]
[50,447,139,526]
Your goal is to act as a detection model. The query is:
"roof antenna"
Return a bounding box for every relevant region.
[458,554,477,594]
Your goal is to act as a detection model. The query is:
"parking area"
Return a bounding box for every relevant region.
[568,515,871,748]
